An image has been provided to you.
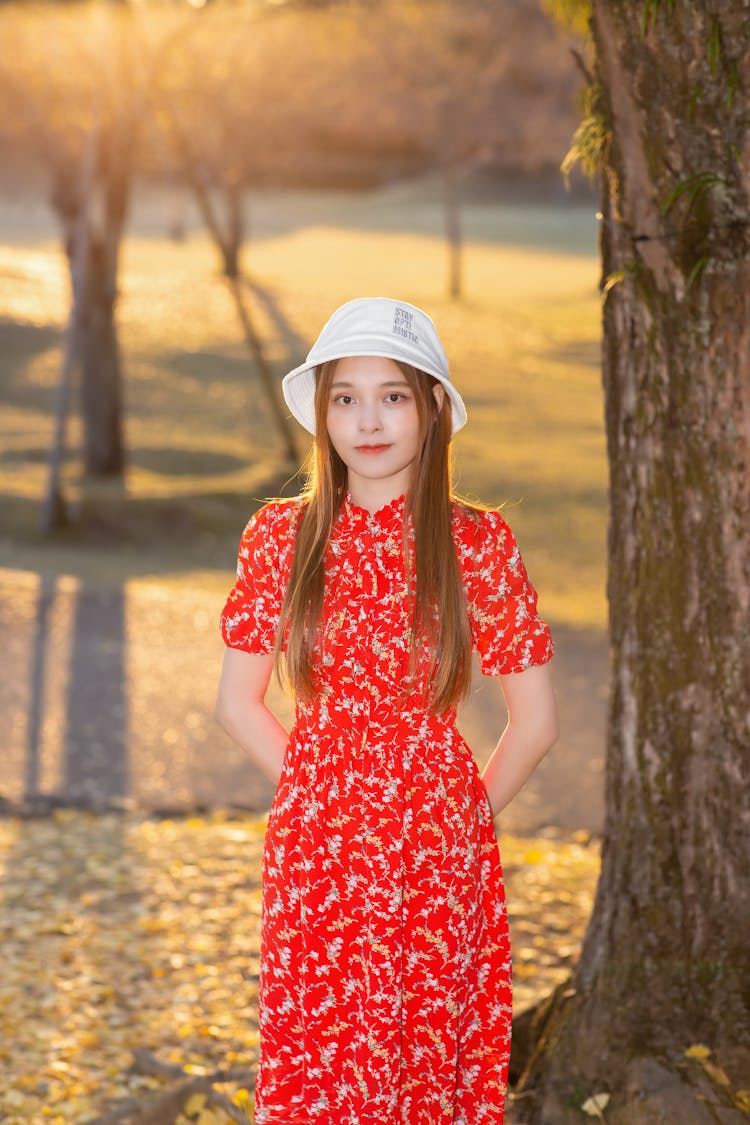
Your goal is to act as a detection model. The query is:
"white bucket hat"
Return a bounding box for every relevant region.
[281,297,467,434]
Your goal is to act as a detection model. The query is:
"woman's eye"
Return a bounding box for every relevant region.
[333,394,354,405]
[386,392,407,403]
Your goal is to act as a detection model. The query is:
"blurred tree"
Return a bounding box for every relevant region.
[385,0,579,298]
[142,0,580,302]
[0,0,581,520]
[308,0,580,298]
[141,6,316,462]
[42,104,106,533]
[513,3,750,1120]
[0,1,307,510]
[0,1,139,526]
[50,8,134,484]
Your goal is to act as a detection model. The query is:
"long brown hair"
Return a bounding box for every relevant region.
[274,357,476,712]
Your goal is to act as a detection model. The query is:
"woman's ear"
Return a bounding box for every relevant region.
[432,383,446,414]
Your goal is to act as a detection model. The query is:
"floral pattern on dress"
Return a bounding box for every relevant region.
[220,492,553,1125]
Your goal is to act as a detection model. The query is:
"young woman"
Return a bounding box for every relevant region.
[215,297,558,1125]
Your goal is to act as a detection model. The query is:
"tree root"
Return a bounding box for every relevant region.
[510,985,750,1125]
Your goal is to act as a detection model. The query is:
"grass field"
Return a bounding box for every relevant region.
[0,181,606,629]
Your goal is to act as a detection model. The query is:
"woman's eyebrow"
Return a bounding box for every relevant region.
[330,379,410,389]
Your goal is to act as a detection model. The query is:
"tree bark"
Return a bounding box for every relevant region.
[516,5,750,1121]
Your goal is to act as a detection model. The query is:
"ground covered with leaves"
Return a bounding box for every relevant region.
[0,810,599,1123]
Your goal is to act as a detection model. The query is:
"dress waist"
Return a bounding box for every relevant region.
[293,698,458,736]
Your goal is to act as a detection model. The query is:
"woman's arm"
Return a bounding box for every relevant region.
[480,662,559,820]
[214,649,289,786]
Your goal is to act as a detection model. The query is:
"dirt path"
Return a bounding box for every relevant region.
[1,567,606,833]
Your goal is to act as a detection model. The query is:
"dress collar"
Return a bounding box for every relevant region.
[341,490,407,534]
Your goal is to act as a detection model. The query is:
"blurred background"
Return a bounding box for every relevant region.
[0,0,606,836]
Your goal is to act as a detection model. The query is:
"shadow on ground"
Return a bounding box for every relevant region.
[1,565,606,834]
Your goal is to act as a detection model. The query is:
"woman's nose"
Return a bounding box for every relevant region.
[357,404,383,431]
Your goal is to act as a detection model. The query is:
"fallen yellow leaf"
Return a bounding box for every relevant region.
[196,1109,225,1125]
[734,1089,750,1112]
[684,1043,711,1060]
[702,1060,731,1087]
[184,1091,207,1116]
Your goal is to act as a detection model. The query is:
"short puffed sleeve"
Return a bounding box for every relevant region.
[219,500,300,654]
[460,508,554,676]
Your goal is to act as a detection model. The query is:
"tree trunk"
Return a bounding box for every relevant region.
[79,120,129,478]
[78,229,125,477]
[221,181,245,281]
[51,129,129,479]
[515,5,750,1121]
[41,115,102,534]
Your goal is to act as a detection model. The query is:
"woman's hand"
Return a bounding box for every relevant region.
[480,662,559,820]
[214,649,289,786]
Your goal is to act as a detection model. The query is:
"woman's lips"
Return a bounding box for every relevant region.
[354,444,391,454]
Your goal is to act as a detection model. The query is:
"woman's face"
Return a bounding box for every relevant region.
[325,355,442,494]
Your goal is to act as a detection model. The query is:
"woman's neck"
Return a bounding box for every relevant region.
[346,474,410,516]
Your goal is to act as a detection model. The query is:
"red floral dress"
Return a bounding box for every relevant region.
[220,492,553,1125]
